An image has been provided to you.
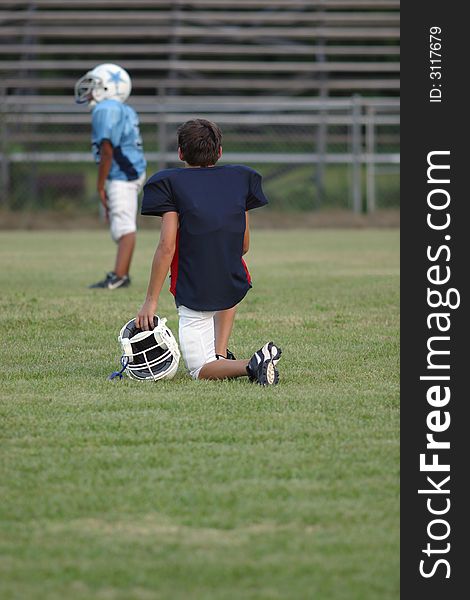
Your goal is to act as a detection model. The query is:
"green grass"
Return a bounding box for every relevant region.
[0,229,399,600]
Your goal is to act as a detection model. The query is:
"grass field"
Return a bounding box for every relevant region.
[0,229,399,600]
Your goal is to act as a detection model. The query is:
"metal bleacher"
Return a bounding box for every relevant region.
[0,0,400,211]
[1,0,400,95]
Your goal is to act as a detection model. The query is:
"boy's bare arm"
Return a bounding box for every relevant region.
[135,211,179,331]
[243,212,250,255]
[97,140,113,217]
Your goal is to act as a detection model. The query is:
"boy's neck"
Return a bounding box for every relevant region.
[185,163,217,168]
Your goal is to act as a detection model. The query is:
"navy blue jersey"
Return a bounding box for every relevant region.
[141,164,268,311]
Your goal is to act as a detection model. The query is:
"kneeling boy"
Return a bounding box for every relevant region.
[135,119,281,385]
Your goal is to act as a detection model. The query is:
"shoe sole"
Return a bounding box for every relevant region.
[266,361,276,385]
[258,342,282,386]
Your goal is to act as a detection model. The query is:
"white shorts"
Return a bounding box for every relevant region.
[177,305,218,379]
[105,172,146,243]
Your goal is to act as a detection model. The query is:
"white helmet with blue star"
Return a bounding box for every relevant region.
[75,63,132,106]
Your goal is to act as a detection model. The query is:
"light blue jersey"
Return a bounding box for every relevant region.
[91,99,146,181]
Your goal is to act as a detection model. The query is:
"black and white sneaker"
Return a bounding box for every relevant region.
[89,272,131,289]
[216,349,236,360]
[246,341,282,386]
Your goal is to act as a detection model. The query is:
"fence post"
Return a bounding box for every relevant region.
[366,105,376,213]
[314,35,328,208]
[0,86,10,207]
[351,94,362,214]
[315,91,327,208]
[157,86,167,171]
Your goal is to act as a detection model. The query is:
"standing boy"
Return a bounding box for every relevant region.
[75,63,146,289]
[136,119,281,385]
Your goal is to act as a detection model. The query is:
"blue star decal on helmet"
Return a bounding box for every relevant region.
[107,70,124,85]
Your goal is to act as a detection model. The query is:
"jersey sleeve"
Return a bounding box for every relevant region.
[91,104,124,147]
[141,175,177,216]
[246,169,269,211]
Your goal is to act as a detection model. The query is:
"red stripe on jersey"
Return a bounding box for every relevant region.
[169,230,180,297]
[241,257,251,285]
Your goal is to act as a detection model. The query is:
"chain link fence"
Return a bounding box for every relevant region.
[1,94,399,214]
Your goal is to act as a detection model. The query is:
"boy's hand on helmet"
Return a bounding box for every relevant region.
[136,299,157,331]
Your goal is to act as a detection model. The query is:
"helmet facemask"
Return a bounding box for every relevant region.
[74,73,102,105]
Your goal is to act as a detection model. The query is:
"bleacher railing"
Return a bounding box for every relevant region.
[0,93,399,213]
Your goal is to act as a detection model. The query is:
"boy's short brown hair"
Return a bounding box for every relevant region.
[177,119,222,167]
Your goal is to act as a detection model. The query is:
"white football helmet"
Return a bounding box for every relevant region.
[115,316,180,381]
[74,63,132,106]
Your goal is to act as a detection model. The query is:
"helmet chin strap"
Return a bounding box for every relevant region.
[121,338,133,362]
[107,356,129,381]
